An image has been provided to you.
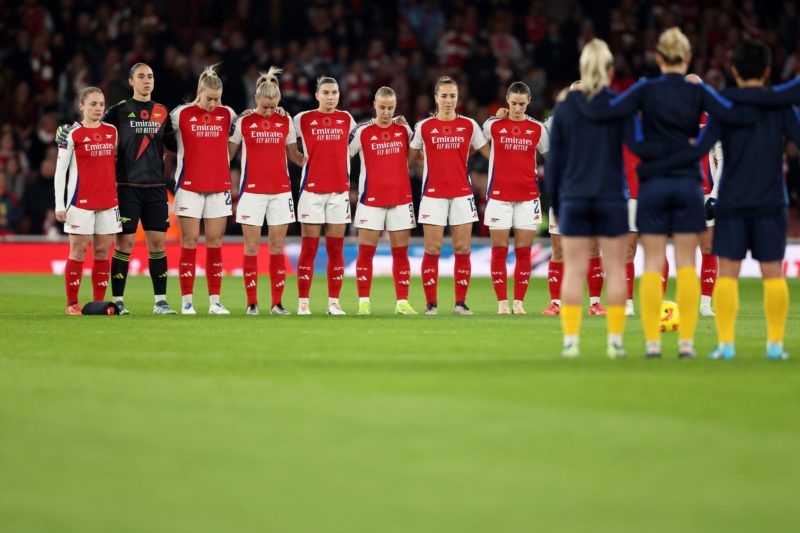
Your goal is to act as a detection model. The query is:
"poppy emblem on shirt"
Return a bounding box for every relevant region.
[202,114,211,124]
[443,126,452,135]
[322,117,332,127]
[140,109,150,120]
[511,126,521,136]
[261,119,271,130]
[92,132,103,142]
[381,131,391,141]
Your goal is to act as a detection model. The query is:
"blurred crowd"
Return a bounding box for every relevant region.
[1,0,800,238]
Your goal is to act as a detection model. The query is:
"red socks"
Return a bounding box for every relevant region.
[270,253,286,306]
[454,252,471,303]
[421,252,439,304]
[587,256,604,299]
[701,253,718,298]
[179,247,197,296]
[662,257,669,295]
[356,244,376,298]
[548,260,563,301]
[514,247,532,302]
[91,258,110,301]
[491,247,508,301]
[243,254,258,306]
[206,247,223,296]
[391,246,411,300]
[297,237,319,298]
[65,258,84,304]
[626,261,635,300]
[326,236,345,299]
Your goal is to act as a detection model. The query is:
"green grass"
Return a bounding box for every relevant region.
[0,274,798,533]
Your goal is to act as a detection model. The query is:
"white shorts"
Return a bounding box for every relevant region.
[704,194,715,228]
[65,206,122,235]
[484,198,541,230]
[548,207,560,236]
[236,191,296,226]
[296,191,351,225]
[174,188,232,219]
[628,198,638,232]
[418,195,478,226]
[354,202,416,231]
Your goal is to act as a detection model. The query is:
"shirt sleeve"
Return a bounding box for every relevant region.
[724,78,800,107]
[481,119,494,144]
[573,83,643,120]
[229,117,243,145]
[348,126,362,158]
[544,108,565,215]
[169,106,182,133]
[782,106,800,147]
[409,121,424,150]
[293,113,303,140]
[709,142,723,197]
[348,112,357,134]
[286,114,297,145]
[54,131,75,212]
[469,119,488,150]
[536,121,550,156]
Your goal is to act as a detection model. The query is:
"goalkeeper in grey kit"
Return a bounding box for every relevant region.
[57,63,176,314]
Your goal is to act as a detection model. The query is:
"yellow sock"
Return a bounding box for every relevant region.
[560,304,582,338]
[639,272,662,343]
[764,278,789,343]
[606,305,626,337]
[713,277,738,344]
[676,266,700,343]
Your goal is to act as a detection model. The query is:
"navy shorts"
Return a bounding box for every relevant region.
[558,199,629,237]
[637,178,705,234]
[713,211,787,262]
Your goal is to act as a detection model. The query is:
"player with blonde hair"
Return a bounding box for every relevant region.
[229,66,307,315]
[171,65,238,315]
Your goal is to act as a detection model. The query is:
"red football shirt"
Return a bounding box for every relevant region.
[55,123,119,211]
[171,104,236,193]
[349,121,413,207]
[409,116,487,198]
[622,145,640,200]
[230,112,297,195]
[294,109,356,194]
[482,117,548,201]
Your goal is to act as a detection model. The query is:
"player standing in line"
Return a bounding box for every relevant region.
[542,84,606,317]
[293,77,357,315]
[55,64,177,314]
[641,41,798,360]
[409,76,491,315]
[350,87,418,315]
[229,67,307,315]
[623,145,684,316]
[482,82,548,315]
[685,74,722,317]
[171,65,237,315]
[54,87,121,314]
[575,28,757,358]
[546,40,632,358]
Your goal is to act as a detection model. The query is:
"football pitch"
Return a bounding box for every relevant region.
[0,274,798,532]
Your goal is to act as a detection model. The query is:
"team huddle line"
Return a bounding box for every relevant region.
[53,27,797,360]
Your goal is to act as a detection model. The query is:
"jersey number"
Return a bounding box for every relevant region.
[224,191,232,206]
